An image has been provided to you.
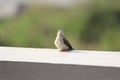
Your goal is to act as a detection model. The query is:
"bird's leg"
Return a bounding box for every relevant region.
[59,49,73,52]
[58,49,64,52]
[59,49,69,52]
[59,50,62,52]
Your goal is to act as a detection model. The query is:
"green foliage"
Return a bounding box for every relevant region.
[0,3,120,51]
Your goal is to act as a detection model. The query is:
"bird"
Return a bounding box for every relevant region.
[54,29,73,51]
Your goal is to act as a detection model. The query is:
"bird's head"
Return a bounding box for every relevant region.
[57,29,64,36]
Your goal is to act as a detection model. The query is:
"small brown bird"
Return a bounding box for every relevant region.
[54,29,73,51]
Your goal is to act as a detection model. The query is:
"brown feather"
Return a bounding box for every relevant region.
[63,37,73,50]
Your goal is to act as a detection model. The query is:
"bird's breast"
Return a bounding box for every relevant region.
[54,37,68,50]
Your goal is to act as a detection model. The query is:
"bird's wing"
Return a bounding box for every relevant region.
[63,37,73,50]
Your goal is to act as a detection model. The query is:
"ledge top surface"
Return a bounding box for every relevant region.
[0,46,120,68]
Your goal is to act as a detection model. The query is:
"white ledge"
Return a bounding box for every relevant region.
[0,46,120,68]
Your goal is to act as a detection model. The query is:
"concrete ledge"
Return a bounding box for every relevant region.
[0,46,120,68]
[0,46,120,80]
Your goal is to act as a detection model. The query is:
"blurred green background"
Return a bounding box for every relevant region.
[0,0,120,51]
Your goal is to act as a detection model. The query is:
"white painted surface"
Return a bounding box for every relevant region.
[0,46,120,68]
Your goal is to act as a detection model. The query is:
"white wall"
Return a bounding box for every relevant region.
[0,46,120,68]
